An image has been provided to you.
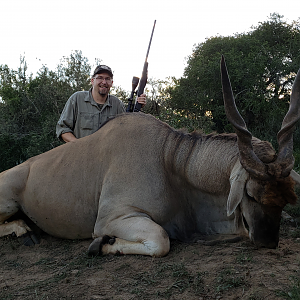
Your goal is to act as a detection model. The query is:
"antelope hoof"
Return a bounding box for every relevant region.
[88,235,116,256]
[21,232,40,246]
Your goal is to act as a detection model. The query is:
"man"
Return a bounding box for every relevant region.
[56,65,146,142]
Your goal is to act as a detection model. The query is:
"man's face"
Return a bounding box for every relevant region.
[91,72,113,96]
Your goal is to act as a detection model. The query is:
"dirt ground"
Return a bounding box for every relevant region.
[1,222,300,300]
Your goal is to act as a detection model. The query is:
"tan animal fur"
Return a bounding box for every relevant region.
[0,56,300,256]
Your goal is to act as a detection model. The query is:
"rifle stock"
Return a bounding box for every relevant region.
[133,61,148,111]
[126,76,139,112]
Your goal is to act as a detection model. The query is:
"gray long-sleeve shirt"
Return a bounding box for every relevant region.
[56,89,125,140]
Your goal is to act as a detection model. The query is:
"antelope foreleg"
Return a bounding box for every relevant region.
[90,216,170,257]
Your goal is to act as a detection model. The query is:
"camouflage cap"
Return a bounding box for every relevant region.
[92,65,113,78]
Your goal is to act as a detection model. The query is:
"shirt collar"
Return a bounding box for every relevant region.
[87,88,112,107]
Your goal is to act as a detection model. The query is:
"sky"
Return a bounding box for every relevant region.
[0,0,299,92]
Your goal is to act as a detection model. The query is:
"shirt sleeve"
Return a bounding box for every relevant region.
[56,95,77,140]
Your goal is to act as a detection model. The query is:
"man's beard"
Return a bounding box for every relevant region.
[99,90,107,96]
[98,86,109,96]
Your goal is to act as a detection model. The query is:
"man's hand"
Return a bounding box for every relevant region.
[137,94,147,108]
[61,132,77,143]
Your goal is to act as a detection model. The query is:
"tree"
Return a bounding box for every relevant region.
[0,58,34,168]
[0,52,95,171]
[0,51,140,171]
[168,13,300,143]
[141,77,214,131]
[57,50,91,91]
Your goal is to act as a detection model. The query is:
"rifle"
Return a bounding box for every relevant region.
[126,20,156,112]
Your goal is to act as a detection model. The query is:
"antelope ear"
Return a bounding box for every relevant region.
[290,169,300,187]
[227,161,249,216]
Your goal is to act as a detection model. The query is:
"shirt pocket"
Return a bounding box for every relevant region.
[79,112,95,130]
[100,108,116,123]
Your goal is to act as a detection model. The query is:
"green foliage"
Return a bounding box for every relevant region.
[216,267,246,292]
[0,133,26,170]
[2,14,300,171]
[0,51,98,171]
[0,50,132,172]
[293,148,300,173]
[278,276,300,299]
[111,85,129,102]
[284,200,300,219]
[235,251,253,263]
[129,262,205,298]
[57,50,91,91]
[168,13,300,145]
[141,77,214,132]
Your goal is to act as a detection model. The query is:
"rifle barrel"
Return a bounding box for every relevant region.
[132,20,156,112]
[145,20,156,61]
